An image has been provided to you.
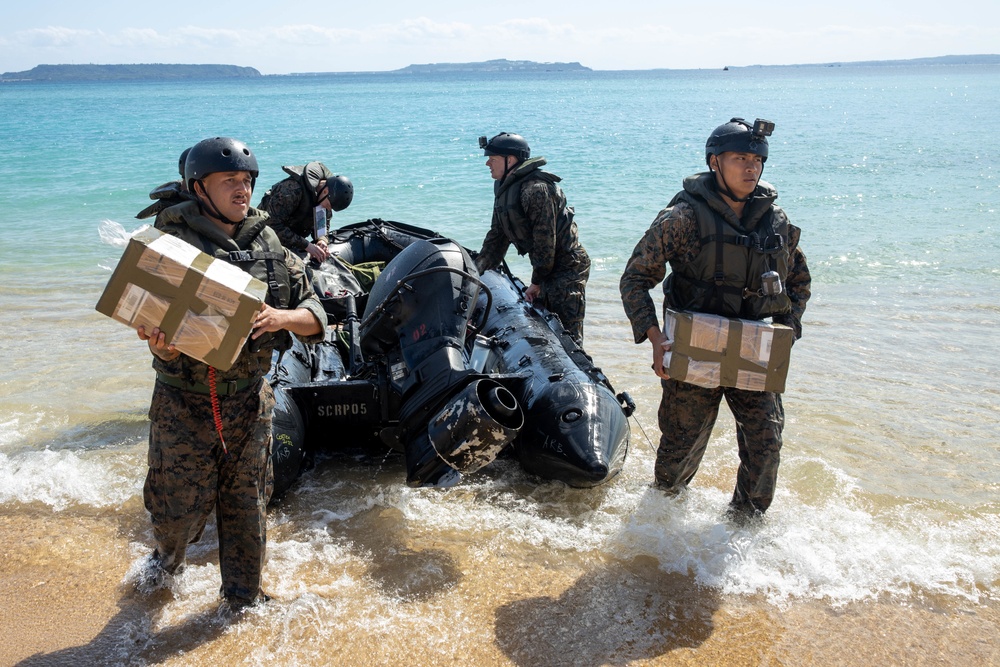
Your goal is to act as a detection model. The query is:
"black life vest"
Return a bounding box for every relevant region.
[493,158,575,256]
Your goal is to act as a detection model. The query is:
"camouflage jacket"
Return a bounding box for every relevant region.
[620,173,811,343]
[476,157,585,286]
[259,177,328,251]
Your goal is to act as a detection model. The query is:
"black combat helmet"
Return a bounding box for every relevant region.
[325,174,354,212]
[184,137,259,192]
[177,147,192,180]
[302,162,354,212]
[705,118,774,165]
[479,132,531,160]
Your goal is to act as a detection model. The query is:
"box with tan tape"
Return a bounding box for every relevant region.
[663,308,795,393]
[96,227,267,371]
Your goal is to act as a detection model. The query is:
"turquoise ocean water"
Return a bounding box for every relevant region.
[1,65,998,663]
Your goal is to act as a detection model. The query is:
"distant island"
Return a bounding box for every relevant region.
[394,59,591,73]
[734,53,1000,69]
[286,58,592,77]
[0,63,261,82]
[2,55,997,82]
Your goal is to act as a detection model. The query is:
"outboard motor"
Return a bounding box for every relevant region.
[360,239,522,486]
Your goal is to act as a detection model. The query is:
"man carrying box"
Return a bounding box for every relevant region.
[137,136,325,609]
[619,118,811,519]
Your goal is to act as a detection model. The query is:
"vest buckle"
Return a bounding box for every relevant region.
[229,250,253,262]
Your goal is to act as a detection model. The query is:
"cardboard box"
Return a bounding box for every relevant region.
[663,309,794,393]
[96,227,267,370]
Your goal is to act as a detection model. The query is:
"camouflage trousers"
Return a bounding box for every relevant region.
[539,247,591,345]
[655,379,784,514]
[144,379,275,603]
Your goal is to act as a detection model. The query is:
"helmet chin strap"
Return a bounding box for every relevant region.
[711,158,764,204]
[501,155,518,181]
[196,180,246,226]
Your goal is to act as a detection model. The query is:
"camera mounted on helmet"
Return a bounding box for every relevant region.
[479,132,531,160]
[752,119,774,139]
[705,117,774,165]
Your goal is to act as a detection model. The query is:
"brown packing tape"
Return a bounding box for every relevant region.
[720,318,743,387]
[157,252,216,342]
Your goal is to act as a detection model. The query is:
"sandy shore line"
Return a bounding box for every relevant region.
[2,509,997,666]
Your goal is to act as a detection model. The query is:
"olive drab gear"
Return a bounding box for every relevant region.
[184,137,259,192]
[258,165,318,236]
[665,172,792,321]
[298,163,353,213]
[492,158,575,258]
[136,147,194,220]
[136,181,191,220]
[300,162,333,208]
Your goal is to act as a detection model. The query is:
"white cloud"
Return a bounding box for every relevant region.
[1,15,998,75]
[18,26,100,47]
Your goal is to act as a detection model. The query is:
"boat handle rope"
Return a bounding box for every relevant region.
[628,408,658,457]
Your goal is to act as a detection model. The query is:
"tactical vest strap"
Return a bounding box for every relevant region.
[667,190,791,319]
[222,249,285,263]
[213,248,289,308]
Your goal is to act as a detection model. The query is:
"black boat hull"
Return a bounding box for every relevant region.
[267,219,630,497]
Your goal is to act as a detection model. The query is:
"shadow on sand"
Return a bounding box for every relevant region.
[494,554,718,667]
[14,582,240,667]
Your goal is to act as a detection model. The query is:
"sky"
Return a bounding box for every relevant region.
[2,0,999,75]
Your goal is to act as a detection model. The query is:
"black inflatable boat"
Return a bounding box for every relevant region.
[268,219,632,496]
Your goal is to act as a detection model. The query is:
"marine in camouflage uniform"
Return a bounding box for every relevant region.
[140,138,326,607]
[619,118,811,517]
[475,132,591,345]
[259,162,353,266]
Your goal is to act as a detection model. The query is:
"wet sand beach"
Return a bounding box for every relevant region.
[4,498,998,667]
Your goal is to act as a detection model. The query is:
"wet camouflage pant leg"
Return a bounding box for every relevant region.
[217,381,275,602]
[145,383,217,574]
[541,252,591,345]
[724,389,784,514]
[654,379,724,491]
[144,381,275,601]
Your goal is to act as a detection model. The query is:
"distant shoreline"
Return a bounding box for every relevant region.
[3,54,999,82]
